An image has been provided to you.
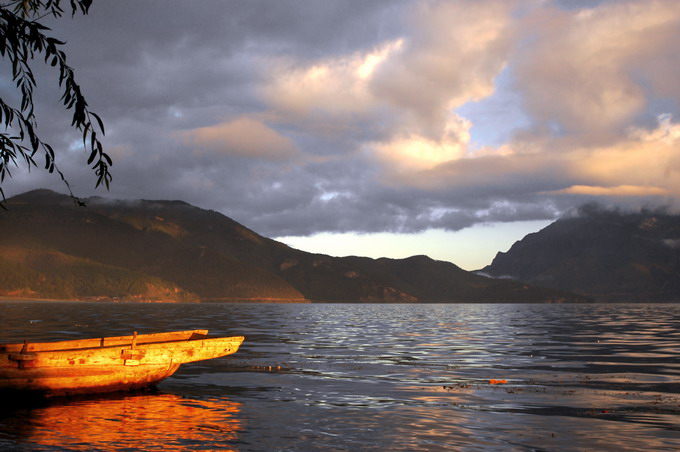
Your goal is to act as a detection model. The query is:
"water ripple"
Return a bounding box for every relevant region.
[1,301,679,450]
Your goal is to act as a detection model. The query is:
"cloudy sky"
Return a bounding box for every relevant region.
[3,0,680,269]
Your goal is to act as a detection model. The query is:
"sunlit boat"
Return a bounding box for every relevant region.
[0,329,244,397]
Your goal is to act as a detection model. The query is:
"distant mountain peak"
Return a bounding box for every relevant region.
[482,205,680,302]
[11,188,69,201]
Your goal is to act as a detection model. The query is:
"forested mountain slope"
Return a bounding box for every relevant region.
[0,190,587,303]
[481,205,680,302]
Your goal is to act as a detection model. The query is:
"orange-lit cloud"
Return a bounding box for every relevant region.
[261,39,403,121]
[546,185,669,197]
[396,113,680,203]
[182,117,299,160]
[369,0,514,129]
[514,0,680,140]
[262,0,513,139]
[373,113,472,172]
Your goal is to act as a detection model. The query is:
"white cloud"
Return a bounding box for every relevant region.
[261,39,404,121]
[261,0,515,167]
[372,113,472,173]
[629,114,680,145]
[370,0,514,130]
[514,0,680,141]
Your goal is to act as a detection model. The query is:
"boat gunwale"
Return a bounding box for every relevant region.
[0,330,244,354]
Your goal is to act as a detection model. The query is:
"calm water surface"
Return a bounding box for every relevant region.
[0,301,679,451]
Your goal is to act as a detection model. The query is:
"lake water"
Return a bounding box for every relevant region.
[0,301,679,451]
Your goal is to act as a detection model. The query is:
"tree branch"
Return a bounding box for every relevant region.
[0,0,111,204]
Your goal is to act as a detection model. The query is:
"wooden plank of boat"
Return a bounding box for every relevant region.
[0,329,211,353]
[0,330,244,397]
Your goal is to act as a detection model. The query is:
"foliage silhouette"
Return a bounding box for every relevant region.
[0,0,110,203]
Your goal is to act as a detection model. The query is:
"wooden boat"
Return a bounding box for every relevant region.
[0,330,244,397]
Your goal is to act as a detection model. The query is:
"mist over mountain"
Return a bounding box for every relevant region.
[0,190,585,303]
[481,204,680,302]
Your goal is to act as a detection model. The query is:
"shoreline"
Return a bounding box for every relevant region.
[0,296,312,304]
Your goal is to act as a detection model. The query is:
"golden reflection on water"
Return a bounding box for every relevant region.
[22,393,242,451]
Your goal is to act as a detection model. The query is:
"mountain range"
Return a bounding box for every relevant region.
[0,189,585,303]
[481,204,680,302]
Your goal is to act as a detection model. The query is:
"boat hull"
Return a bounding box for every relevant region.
[0,362,182,396]
[0,330,244,397]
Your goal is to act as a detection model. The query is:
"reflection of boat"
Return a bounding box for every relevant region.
[14,393,242,450]
[0,330,244,397]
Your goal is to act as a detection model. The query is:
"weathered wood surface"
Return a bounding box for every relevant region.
[0,329,210,353]
[0,330,244,396]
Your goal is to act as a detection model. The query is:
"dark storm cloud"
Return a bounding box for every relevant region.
[3,0,680,239]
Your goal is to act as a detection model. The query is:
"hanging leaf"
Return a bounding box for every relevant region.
[0,0,112,205]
